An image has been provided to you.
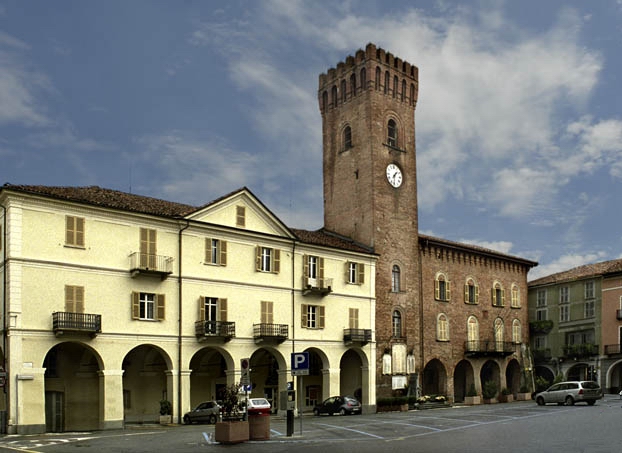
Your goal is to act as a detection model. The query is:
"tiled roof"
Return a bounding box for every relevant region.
[528,258,622,287]
[291,228,375,254]
[2,184,197,217]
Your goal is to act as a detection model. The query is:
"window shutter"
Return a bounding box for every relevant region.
[491,288,495,304]
[501,289,506,306]
[220,240,227,266]
[475,285,479,304]
[358,263,365,284]
[65,286,74,312]
[303,255,309,278]
[199,296,205,321]
[446,281,451,301]
[132,292,140,319]
[255,246,262,271]
[435,280,440,300]
[319,306,325,328]
[236,206,245,227]
[319,257,324,280]
[464,284,469,303]
[219,298,227,321]
[273,249,280,273]
[156,294,165,320]
[205,238,211,263]
[301,304,308,328]
[75,286,84,313]
[345,262,350,283]
[65,216,73,245]
[76,217,85,246]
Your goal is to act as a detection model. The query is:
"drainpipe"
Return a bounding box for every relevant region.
[177,219,190,424]
[1,202,7,428]
[291,239,296,356]
[418,240,425,398]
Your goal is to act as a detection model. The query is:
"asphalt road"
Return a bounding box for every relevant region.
[1,395,621,452]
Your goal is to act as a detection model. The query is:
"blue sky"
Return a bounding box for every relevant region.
[1,0,622,280]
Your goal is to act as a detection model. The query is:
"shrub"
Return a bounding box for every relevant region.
[482,381,497,399]
[467,383,477,397]
[534,376,550,393]
[159,399,172,416]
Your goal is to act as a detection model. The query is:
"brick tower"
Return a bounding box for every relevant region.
[319,43,421,397]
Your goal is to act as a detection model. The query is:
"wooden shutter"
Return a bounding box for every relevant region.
[236,206,245,227]
[435,279,440,300]
[219,298,227,321]
[475,284,479,304]
[261,301,273,324]
[491,288,495,304]
[156,294,165,320]
[301,304,308,328]
[349,308,359,329]
[303,255,309,278]
[66,216,85,246]
[65,285,84,312]
[255,246,262,271]
[273,249,280,273]
[318,306,325,328]
[131,292,140,319]
[446,281,451,301]
[319,257,325,280]
[75,217,84,246]
[199,296,206,321]
[464,284,469,303]
[357,263,364,284]
[205,238,211,263]
[501,289,506,306]
[345,262,351,283]
[220,240,227,266]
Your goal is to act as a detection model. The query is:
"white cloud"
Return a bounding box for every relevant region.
[528,251,608,281]
[458,238,514,255]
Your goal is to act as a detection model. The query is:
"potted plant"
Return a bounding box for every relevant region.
[215,384,249,444]
[516,384,532,401]
[159,399,172,424]
[464,383,480,405]
[499,387,513,403]
[482,381,498,403]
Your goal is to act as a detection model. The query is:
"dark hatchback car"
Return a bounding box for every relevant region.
[183,401,221,424]
[535,381,603,406]
[313,396,362,416]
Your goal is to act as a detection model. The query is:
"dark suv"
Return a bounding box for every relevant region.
[535,381,602,406]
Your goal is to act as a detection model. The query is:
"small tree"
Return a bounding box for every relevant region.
[159,399,172,416]
[467,383,477,397]
[220,384,243,421]
[482,381,497,399]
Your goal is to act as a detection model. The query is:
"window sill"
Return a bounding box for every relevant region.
[64,244,86,250]
[384,143,407,153]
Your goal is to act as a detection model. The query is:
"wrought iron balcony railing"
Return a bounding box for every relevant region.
[302,277,333,296]
[605,344,622,355]
[343,328,372,345]
[464,340,517,357]
[52,312,101,337]
[562,343,598,358]
[253,323,288,344]
[195,321,235,342]
[129,252,173,278]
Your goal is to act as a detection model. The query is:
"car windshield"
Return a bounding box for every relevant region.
[250,398,269,406]
[581,381,600,389]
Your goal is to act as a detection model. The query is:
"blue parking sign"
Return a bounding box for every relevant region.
[291,352,309,376]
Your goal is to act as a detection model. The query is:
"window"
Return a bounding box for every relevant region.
[585,300,595,318]
[492,282,505,307]
[534,335,546,350]
[392,75,398,98]
[322,91,328,111]
[560,286,569,304]
[261,300,273,324]
[511,284,520,308]
[346,261,365,285]
[331,85,337,107]
[391,265,401,292]
[375,67,381,90]
[132,292,165,321]
[384,71,390,94]
[301,304,325,329]
[536,289,547,307]
[494,318,504,351]
[349,308,359,329]
[435,273,451,301]
[350,73,356,97]
[65,285,84,313]
[256,246,280,273]
[467,316,479,348]
[360,68,366,91]
[437,313,449,341]
[512,319,522,344]
[585,281,595,299]
[560,304,570,322]
[205,238,227,266]
[401,79,406,101]
[387,119,397,147]
[236,206,246,227]
[343,125,352,150]
[199,296,227,333]
[410,83,415,105]
[139,228,157,268]
[392,310,402,338]
[341,79,347,103]
[464,278,479,304]
[65,215,85,247]
[536,308,547,321]
[303,254,325,286]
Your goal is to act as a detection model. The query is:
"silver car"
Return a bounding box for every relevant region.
[535,381,602,406]
[183,401,221,424]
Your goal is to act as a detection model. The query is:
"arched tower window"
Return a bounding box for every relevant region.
[512,319,521,344]
[375,67,381,90]
[401,79,406,101]
[435,272,451,302]
[331,85,337,108]
[341,79,347,103]
[437,313,449,341]
[494,318,505,351]
[492,282,505,307]
[360,68,366,91]
[392,310,402,338]
[387,119,397,147]
[410,83,415,105]
[384,71,390,94]
[350,73,357,97]
[393,75,398,98]
[343,125,352,151]
[467,316,479,349]
[464,278,479,304]
[322,91,328,112]
[391,265,401,292]
[511,284,520,308]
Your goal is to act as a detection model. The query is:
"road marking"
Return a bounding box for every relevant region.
[314,422,384,439]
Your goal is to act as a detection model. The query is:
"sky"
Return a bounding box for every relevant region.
[1,0,622,281]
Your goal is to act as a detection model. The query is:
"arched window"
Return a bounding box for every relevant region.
[322,91,328,112]
[467,316,479,350]
[391,265,401,292]
[512,319,521,344]
[410,83,415,105]
[375,67,381,90]
[341,79,347,103]
[511,284,520,308]
[437,313,449,341]
[343,125,352,150]
[435,273,451,301]
[401,79,406,101]
[350,73,356,97]
[494,318,504,351]
[393,75,398,98]
[464,278,479,304]
[360,68,366,91]
[384,71,390,94]
[392,310,402,338]
[492,282,505,307]
[331,85,338,107]
[387,119,397,147]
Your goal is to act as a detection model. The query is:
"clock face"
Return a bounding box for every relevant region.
[386,163,403,188]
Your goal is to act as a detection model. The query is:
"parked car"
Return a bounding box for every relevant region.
[535,381,602,406]
[183,401,221,424]
[313,396,362,416]
[245,397,272,415]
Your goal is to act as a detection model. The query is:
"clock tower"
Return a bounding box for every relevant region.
[319,43,421,397]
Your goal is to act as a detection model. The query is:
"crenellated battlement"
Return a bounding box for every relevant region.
[318,43,419,113]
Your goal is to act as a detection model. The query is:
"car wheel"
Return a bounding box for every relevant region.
[587,400,596,406]
[339,408,346,416]
[313,408,320,416]
[564,396,574,406]
[209,414,217,424]
[183,415,191,425]
[536,397,545,406]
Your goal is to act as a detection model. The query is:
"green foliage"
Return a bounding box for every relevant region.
[482,381,498,399]
[159,399,172,415]
[535,376,551,392]
[467,383,477,397]
[501,387,511,395]
[529,320,554,334]
[553,373,564,384]
[220,384,243,420]
[519,384,530,393]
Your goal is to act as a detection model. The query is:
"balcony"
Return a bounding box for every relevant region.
[129,252,173,279]
[562,343,599,359]
[529,320,554,335]
[605,344,622,355]
[253,323,288,344]
[195,321,235,342]
[302,277,333,296]
[617,309,622,320]
[532,348,552,362]
[464,340,517,357]
[343,328,372,346]
[52,312,101,337]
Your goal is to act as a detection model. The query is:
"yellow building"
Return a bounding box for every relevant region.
[0,184,377,434]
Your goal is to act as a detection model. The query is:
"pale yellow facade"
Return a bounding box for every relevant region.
[0,186,376,434]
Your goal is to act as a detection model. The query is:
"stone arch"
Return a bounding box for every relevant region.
[422,358,447,396]
[453,359,475,403]
[188,347,233,409]
[505,359,522,395]
[480,360,501,398]
[249,347,287,411]
[567,362,591,381]
[340,348,369,404]
[605,358,622,393]
[535,365,555,391]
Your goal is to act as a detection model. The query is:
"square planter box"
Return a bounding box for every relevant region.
[159,415,172,425]
[515,392,532,401]
[499,394,514,403]
[215,421,249,444]
[463,396,481,405]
